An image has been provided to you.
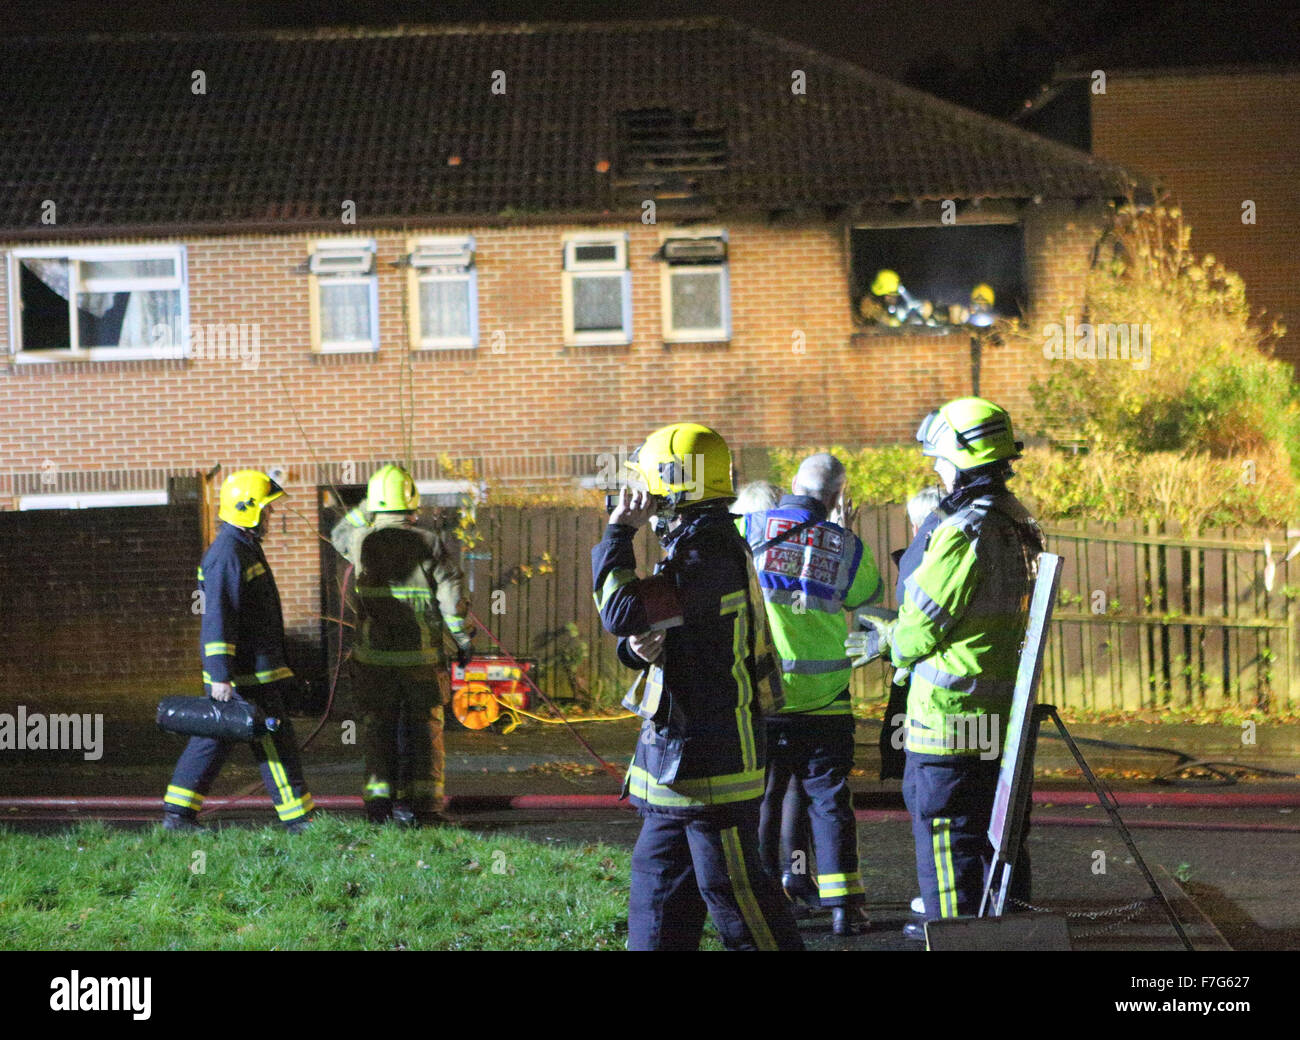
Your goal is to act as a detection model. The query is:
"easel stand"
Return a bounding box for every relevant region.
[981,702,1194,952]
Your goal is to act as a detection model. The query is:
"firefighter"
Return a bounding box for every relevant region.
[330,464,473,826]
[847,398,1041,937]
[162,470,314,832]
[739,453,882,936]
[593,422,803,951]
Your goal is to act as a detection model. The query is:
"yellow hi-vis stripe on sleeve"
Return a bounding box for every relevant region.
[593,567,636,612]
[204,642,236,656]
[932,818,959,917]
[243,562,267,581]
[720,589,757,771]
[165,785,204,811]
[720,826,777,951]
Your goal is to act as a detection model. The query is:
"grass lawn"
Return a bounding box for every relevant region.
[0,815,638,951]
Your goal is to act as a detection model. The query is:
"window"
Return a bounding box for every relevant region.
[7,245,188,361]
[562,233,631,346]
[308,239,378,352]
[850,224,1026,331]
[406,236,477,349]
[657,231,729,342]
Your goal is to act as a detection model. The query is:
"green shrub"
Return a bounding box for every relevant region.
[1025,203,1300,476]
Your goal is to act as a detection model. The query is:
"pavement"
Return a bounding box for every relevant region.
[3,710,1299,951]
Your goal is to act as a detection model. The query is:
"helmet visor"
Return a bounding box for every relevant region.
[915,411,944,456]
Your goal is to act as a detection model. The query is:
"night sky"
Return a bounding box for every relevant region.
[4,0,1298,129]
[9,0,1297,119]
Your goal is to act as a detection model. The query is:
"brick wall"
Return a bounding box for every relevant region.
[1091,70,1300,370]
[0,207,1105,671]
[0,504,200,704]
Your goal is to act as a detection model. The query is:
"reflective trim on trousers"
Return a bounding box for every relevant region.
[931,818,959,917]
[164,784,203,812]
[720,826,777,952]
[816,871,864,899]
[275,792,314,822]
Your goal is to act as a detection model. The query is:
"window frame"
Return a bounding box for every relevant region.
[308,239,380,354]
[7,244,189,363]
[562,231,632,346]
[658,229,730,343]
[406,236,479,350]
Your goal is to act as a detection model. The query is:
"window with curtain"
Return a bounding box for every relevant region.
[10,247,187,358]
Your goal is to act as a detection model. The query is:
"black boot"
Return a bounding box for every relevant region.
[782,871,821,909]
[831,906,871,936]
[162,813,205,833]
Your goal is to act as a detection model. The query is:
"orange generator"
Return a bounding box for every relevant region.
[449,654,534,730]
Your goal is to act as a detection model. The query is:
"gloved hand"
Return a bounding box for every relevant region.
[845,616,895,667]
[456,642,474,668]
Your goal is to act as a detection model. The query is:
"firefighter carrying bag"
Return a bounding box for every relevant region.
[156,695,280,741]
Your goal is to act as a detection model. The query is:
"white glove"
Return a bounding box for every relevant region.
[845,615,895,667]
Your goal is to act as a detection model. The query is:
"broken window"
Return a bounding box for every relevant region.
[9,247,187,359]
[850,225,1027,331]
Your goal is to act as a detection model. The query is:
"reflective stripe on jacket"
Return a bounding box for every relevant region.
[740,496,881,714]
[891,488,1041,756]
[199,523,293,688]
[331,508,469,667]
[593,508,768,815]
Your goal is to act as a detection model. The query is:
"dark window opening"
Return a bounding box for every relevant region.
[850,224,1027,331]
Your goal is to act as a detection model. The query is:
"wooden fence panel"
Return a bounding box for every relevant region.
[411,505,1295,716]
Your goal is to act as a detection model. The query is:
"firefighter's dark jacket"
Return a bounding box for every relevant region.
[198,522,293,687]
[330,508,471,667]
[593,508,767,816]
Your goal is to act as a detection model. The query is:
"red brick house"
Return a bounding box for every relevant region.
[0,19,1133,700]
[1019,59,1300,372]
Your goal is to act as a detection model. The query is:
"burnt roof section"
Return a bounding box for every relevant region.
[0,19,1139,238]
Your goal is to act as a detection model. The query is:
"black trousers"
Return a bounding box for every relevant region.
[163,683,313,826]
[758,712,863,906]
[352,661,445,818]
[629,802,804,951]
[903,751,1031,917]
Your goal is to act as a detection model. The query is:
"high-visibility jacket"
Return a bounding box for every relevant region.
[739,496,881,715]
[891,485,1042,756]
[593,507,771,816]
[199,522,294,688]
[330,508,471,667]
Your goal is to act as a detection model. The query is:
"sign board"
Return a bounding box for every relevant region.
[984,551,1062,913]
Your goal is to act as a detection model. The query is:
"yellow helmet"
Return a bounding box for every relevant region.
[871,268,901,296]
[916,397,1022,471]
[626,423,734,509]
[367,464,420,513]
[971,283,995,306]
[218,470,284,528]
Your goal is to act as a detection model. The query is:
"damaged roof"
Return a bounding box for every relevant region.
[0,18,1139,237]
